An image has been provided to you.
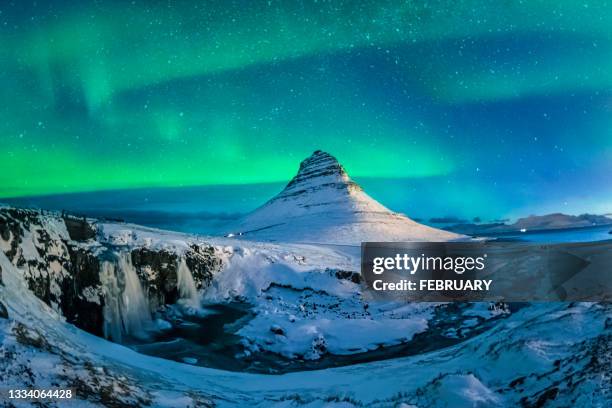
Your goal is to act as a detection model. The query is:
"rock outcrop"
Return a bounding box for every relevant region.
[129,244,221,310]
[0,208,104,334]
[0,207,223,340]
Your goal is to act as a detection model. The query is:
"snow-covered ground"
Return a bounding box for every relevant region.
[1,215,611,407]
[1,245,610,407]
[101,222,438,361]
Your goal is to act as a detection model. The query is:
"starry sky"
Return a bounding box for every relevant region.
[1,0,611,221]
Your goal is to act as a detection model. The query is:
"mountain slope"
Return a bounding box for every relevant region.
[227,150,461,244]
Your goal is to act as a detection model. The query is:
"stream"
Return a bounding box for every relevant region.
[125,302,521,374]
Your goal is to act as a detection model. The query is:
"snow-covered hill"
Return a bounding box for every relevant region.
[227,150,461,244]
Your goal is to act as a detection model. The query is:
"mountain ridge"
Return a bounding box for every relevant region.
[447,212,612,235]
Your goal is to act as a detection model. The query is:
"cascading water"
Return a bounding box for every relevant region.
[100,251,153,342]
[100,260,123,342]
[117,251,153,337]
[177,257,199,307]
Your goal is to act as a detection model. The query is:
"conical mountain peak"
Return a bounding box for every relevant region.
[294,150,348,180]
[227,151,462,244]
[279,150,359,201]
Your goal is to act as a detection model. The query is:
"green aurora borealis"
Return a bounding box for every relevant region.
[1,1,612,219]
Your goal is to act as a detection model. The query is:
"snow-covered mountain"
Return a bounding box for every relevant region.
[228,150,461,244]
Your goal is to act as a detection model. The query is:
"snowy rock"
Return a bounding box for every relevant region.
[129,244,222,310]
[0,207,224,340]
[0,208,106,335]
[181,357,198,365]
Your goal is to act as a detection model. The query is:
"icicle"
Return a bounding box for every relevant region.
[177,257,199,307]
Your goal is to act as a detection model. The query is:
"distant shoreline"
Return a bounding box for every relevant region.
[449,223,612,238]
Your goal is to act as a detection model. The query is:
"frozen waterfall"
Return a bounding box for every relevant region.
[100,251,153,342]
[177,257,199,306]
[100,260,123,342]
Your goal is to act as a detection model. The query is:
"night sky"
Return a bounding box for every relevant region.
[1,1,611,221]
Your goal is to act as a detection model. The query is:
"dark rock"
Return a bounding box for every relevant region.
[61,243,104,336]
[311,334,327,355]
[24,259,53,304]
[130,247,180,308]
[333,269,361,284]
[534,387,558,407]
[0,301,8,318]
[509,376,525,388]
[185,243,222,288]
[130,244,222,310]
[13,322,50,350]
[270,325,285,336]
[63,215,96,241]
[0,209,28,261]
